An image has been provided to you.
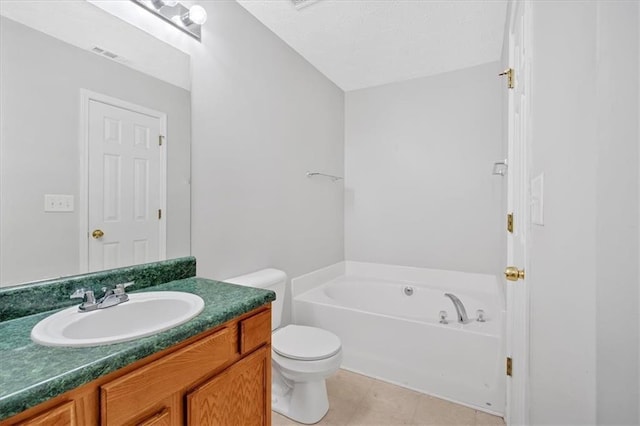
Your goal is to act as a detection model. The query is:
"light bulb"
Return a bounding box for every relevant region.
[185,5,207,25]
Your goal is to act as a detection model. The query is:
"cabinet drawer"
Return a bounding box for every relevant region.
[240,309,271,355]
[101,327,233,426]
[17,401,76,426]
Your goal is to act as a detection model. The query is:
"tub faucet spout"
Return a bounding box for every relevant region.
[444,293,470,324]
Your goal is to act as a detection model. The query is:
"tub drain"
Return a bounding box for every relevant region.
[403,286,414,296]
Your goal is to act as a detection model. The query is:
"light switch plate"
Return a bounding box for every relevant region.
[531,174,544,225]
[44,194,74,212]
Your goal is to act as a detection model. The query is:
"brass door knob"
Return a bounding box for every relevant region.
[504,266,525,281]
[92,229,104,239]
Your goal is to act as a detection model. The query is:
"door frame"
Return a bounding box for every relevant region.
[78,89,167,273]
[505,0,532,424]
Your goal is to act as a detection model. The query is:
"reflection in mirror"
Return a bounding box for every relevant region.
[0,5,191,287]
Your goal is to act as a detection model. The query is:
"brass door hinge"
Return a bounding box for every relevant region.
[499,68,514,89]
[507,213,514,233]
[506,357,513,376]
[159,135,164,146]
[158,209,162,220]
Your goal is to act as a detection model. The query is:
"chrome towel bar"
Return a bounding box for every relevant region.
[306,171,343,182]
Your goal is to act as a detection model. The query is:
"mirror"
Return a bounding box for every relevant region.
[0,2,191,287]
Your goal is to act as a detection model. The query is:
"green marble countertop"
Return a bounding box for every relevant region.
[0,277,275,420]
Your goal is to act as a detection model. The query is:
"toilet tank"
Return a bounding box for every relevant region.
[224,268,286,330]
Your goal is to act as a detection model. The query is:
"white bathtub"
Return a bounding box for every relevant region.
[292,261,505,415]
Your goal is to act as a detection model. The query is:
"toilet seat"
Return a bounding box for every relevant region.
[273,325,341,361]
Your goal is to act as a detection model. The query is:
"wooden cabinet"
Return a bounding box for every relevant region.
[16,401,76,426]
[239,310,271,355]
[101,327,234,425]
[187,347,270,426]
[136,409,171,426]
[2,306,271,426]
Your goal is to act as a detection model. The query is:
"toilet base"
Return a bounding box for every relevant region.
[272,367,330,424]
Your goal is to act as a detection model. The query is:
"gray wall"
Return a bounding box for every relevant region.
[528,1,639,424]
[186,1,345,324]
[0,17,191,286]
[529,2,598,422]
[595,1,639,423]
[344,62,503,275]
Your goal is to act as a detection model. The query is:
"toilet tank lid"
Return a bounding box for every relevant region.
[224,268,287,288]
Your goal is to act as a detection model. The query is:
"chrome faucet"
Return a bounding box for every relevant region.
[444,293,470,324]
[70,282,134,312]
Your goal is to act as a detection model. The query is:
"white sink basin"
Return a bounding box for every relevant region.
[31,291,205,347]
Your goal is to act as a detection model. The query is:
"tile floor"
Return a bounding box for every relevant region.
[272,369,505,426]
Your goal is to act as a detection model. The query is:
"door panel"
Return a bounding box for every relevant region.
[88,100,162,272]
[133,158,149,221]
[505,1,531,424]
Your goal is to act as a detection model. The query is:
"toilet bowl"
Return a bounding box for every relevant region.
[224,269,342,425]
[271,325,342,424]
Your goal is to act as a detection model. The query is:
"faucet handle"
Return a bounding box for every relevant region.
[70,288,96,304]
[476,309,486,322]
[70,288,85,299]
[114,281,134,295]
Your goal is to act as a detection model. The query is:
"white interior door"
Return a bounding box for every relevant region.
[505,1,531,425]
[87,98,164,271]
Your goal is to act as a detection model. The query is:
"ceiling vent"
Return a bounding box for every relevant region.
[90,46,122,61]
[291,0,323,10]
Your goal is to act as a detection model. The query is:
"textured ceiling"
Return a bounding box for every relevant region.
[236,0,508,91]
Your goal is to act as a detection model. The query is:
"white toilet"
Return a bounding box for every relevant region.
[226,269,342,424]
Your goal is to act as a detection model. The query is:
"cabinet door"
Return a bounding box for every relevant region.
[187,346,270,426]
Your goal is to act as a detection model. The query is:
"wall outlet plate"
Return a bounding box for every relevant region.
[44,194,74,212]
[531,174,544,225]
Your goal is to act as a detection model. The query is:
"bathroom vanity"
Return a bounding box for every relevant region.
[0,258,275,425]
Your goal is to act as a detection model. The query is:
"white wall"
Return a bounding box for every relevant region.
[186,1,345,323]
[595,1,639,423]
[529,2,599,423]
[0,17,191,287]
[345,62,503,275]
[528,1,639,424]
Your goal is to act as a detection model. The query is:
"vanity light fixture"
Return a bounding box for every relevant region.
[150,0,178,8]
[182,5,207,26]
[292,0,325,10]
[131,0,207,41]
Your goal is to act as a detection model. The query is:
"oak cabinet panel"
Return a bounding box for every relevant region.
[135,408,171,426]
[17,401,75,426]
[101,328,233,425]
[239,310,271,355]
[187,347,269,426]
